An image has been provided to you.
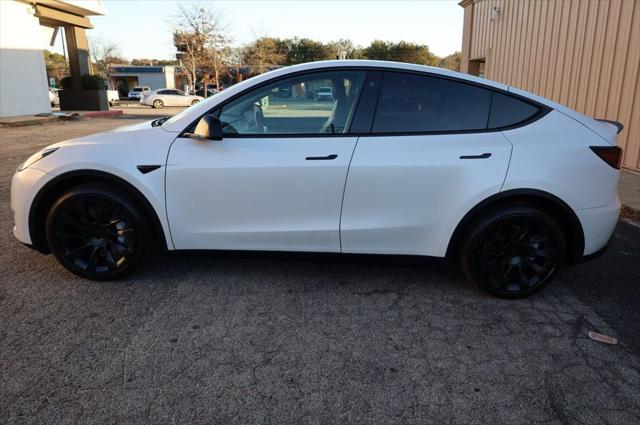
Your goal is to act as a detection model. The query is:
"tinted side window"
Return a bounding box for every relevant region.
[158,90,170,95]
[372,72,492,133]
[488,92,540,128]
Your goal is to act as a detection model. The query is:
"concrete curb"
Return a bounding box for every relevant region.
[80,110,124,118]
[0,110,124,127]
[0,116,60,127]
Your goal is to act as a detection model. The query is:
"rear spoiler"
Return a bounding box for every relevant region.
[595,119,624,134]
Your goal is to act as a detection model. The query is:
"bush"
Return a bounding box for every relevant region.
[60,74,105,90]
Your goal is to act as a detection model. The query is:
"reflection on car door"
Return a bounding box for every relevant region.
[340,71,513,257]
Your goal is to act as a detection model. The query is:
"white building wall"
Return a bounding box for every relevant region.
[0,1,52,117]
[137,74,167,90]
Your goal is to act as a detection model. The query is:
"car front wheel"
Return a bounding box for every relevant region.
[461,205,565,298]
[153,99,164,109]
[45,183,150,280]
[191,99,200,106]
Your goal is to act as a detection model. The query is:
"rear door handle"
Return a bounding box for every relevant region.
[306,154,338,160]
[460,153,492,159]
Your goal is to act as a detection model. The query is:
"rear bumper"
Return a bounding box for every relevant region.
[575,195,621,257]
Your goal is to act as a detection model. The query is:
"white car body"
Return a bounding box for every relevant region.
[106,89,119,106]
[11,60,621,288]
[140,89,203,108]
[127,86,150,99]
[48,87,60,106]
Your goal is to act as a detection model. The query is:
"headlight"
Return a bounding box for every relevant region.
[17,147,59,172]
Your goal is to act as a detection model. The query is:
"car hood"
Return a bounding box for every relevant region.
[48,119,175,148]
[30,120,178,177]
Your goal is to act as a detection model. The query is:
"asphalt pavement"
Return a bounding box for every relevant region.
[1,117,639,424]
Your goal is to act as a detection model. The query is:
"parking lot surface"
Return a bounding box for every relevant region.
[1,117,640,424]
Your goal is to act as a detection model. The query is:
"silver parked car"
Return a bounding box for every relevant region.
[140,88,203,108]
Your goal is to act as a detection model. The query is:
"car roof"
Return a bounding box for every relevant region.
[162,60,509,132]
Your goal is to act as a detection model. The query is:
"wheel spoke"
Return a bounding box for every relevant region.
[531,248,555,258]
[55,231,84,240]
[498,264,516,290]
[524,258,545,274]
[86,247,99,272]
[517,264,530,290]
[63,243,90,259]
[60,211,85,229]
[529,228,549,243]
[105,248,118,270]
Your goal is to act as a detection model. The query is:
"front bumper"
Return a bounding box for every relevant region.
[10,167,52,246]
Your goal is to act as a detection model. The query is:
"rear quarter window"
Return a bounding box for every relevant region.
[488,92,540,128]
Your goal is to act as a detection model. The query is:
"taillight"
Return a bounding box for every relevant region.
[590,146,622,169]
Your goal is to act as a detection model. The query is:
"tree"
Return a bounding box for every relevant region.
[43,50,68,84]
[282,38,333,65]
[131,58,177,66]
[243,37,285,75]
[173,4,230,95]
[363,40,437,66]
[438,52,462,71]
[362,40,393,61]
[88,36,127,87]
[326,39,363,60]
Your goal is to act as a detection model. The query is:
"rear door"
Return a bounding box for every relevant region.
[340,71,514,257]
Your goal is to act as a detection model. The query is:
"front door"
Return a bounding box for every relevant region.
[166,69,367,252]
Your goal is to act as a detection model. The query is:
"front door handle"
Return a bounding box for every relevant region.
[306,154,338,160]
[460,153,492,159]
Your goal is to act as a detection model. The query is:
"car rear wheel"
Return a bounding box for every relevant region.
[461,205,565,298]
[45,184,150,280]
[191,99,200,106]
[153,99,164,109]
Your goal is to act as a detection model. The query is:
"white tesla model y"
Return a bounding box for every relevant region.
[11,60,623,298]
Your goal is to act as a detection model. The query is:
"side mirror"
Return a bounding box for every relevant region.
[188,114,224,141]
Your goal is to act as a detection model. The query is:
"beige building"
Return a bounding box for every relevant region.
[459,0,640,172]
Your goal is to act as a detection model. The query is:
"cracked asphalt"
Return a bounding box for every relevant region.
[1,117,640,424]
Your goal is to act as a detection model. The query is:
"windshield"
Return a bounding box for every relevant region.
[132,88,142,92]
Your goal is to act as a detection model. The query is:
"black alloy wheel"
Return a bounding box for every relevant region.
[46,184,149,280]
[462,205,565,298]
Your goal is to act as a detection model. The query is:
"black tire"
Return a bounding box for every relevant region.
[461,204,565,299]
[153,99,164,109]
[45,183,151,280]
[191,99,200,106]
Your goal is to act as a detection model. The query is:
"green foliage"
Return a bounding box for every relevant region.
[131,58,178,66]
[438,51,462,71]
[43,50,68,84]
[281,38,333,65]
[60,74,106,90]
[362,40,438,66]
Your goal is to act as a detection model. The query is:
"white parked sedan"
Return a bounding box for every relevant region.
[10,60,623,298]
[140,88,203,108]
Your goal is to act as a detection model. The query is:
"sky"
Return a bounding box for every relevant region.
[58,0,464,60]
